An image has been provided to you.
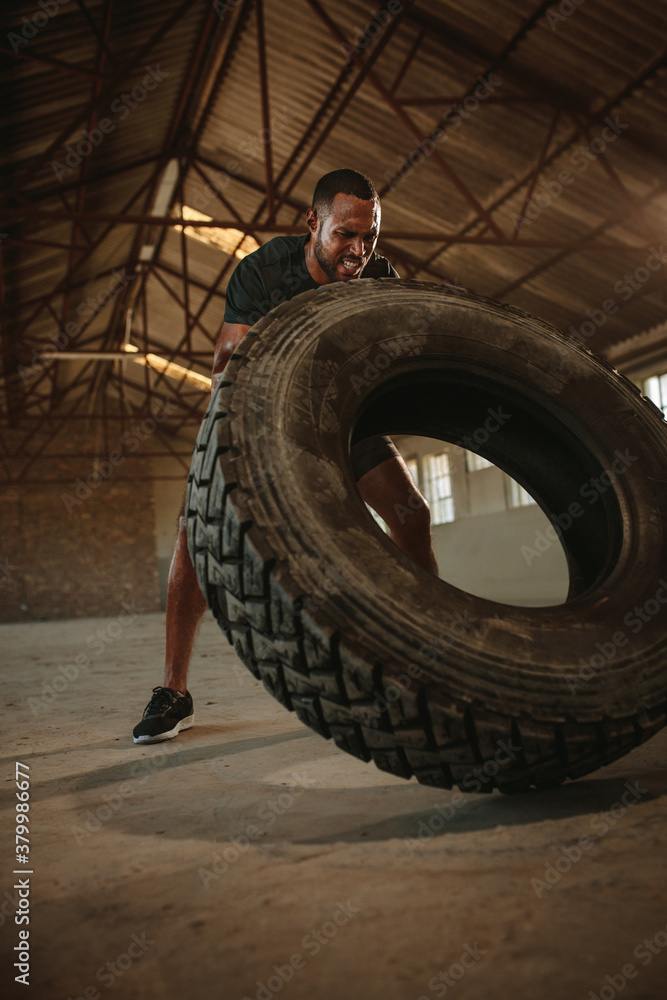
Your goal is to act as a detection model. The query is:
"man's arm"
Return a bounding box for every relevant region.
[211,321,251,392]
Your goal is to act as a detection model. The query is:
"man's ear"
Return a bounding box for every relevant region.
[305,207,318,234]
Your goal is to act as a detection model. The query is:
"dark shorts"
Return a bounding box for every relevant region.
[350,435,400,481]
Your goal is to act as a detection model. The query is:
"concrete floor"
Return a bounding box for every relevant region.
[1,611,666,1000]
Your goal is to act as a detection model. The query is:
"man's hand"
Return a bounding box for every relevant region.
[210,371,225,394]
[211,321,251,392]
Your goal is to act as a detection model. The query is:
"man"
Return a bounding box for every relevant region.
[133,168,438,744]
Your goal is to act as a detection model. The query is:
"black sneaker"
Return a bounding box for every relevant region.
[133,687,194,744]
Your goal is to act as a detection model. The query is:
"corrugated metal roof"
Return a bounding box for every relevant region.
[2,0,667,456]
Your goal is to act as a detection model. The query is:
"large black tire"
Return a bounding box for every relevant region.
[187,280,667,793]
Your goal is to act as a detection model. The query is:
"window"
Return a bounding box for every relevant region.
[466,452,493,472]
[506,477,536,508]
[464,448,535,510]
[364,450,454,529]
[423,452,455,525]
[644,372,667,416]
[174,205,261,259]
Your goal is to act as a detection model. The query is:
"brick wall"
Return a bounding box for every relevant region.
[0,422,162,622]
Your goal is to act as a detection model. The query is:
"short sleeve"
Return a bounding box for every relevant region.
[365,252,399,279]
[224,260,268,326]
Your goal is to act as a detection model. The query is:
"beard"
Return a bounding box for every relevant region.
[313,230,367,282]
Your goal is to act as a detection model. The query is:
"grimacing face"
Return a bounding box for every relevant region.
[310,193,381,283]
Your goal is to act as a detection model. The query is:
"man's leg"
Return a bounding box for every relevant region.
[164,515,208,693]
[133,506,205,743]
[357,456,439,575]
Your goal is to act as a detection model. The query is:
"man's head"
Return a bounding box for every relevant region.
[306,169,381,284]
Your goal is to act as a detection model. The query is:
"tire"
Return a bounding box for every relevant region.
[186,279,667,793]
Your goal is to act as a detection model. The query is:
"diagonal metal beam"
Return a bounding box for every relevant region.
[7,169,155,347]
[5,368,100,480]
[305,0,505,239]
[59,0,113,373]
[72,0,119,68]
[255,0,275,218]
[147,264,214,340]
[511,108,561,238]
[176,164,193,353]
[142,256,227,302]
[389,23,425,97]
[492,176,667,300]
[0,46,109,82]
[571,112,660,246]
[378,0,566,218]
[1,0,201,203]
[24,154,161,208]
[270,3,405,218]
[413,46,667,280]
[93,0,228,390]
[402,1,592,115]
[191,0,256,152]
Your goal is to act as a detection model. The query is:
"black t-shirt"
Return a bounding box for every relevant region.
[224,233,399,326]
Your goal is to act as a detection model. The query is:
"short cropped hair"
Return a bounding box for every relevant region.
[311,169,379,218]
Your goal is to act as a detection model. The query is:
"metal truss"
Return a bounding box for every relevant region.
[2,0,666,480]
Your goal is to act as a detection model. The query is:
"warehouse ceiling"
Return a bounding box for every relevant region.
[2,0,667,476]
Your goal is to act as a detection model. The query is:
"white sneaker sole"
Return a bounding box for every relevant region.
[133,713,194,744]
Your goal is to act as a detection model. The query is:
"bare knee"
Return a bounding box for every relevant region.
[386,492,432,538]
[178,489,187,525]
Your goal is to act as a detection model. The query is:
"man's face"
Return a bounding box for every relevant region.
[309,193,380,283]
